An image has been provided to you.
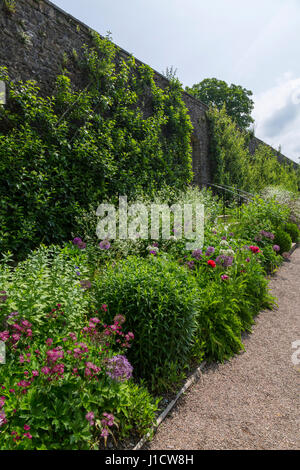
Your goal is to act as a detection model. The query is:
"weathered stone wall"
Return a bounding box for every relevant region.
[0,0,297,187]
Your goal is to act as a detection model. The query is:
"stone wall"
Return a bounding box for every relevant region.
[0,0,297,187]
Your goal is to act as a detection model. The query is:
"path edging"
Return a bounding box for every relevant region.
[133,361,207,450]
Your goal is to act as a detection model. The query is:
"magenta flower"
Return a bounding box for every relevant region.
[41,366,51,375]
[24,424,31,431]
[221,274,229,281]
[85,412,95,426]
[0,331,9,342]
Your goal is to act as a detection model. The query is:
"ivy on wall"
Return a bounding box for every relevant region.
[0,33,193,258]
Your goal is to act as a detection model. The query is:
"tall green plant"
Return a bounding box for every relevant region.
[0,33,193,258]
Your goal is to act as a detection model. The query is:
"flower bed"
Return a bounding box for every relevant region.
[0,187,298,449]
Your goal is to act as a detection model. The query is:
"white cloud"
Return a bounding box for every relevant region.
[253,73,300,163]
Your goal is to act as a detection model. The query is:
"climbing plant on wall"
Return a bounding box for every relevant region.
[0,33,193,258]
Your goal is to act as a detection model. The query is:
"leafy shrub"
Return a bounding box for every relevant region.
[261,186,300,224]
[0,245,91,334]
[93,255,199,389]
[273,229,292,255]
[282,223,300,243]
[0,315,158,449]
[233,196,290,241]
[188,245,274,361]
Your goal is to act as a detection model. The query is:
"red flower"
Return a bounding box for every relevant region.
[249,246,260,254]
[207,260,216,268]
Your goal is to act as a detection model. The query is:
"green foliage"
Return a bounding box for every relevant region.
[207,106,299,193]
[0,245,91,334]
[248,145,299,193]
[0,317,158,449]
[93,255,199,390]
[282,223,300,243]
[207,105,250,188]
[273,229,292,254]
[3,0,16,14]
[0,33,193,259]
[233,196,290,241]
[186,78,254,129]
[261,186,300,224]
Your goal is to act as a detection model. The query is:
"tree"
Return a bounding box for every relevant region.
[186,78,254,129]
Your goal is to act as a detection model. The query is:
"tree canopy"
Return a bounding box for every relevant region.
[186,78,254,129]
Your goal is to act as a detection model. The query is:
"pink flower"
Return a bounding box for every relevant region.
[23,433,32,439]
[24,424,31,431]
[0,331,9,342]
[85,412,95,426]
[221,274,229,281]
[46,338,53,346]
[41,367,51,375]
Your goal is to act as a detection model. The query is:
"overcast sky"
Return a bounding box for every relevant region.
[53,0,300,162]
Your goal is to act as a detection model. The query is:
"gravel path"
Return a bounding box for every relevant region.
[146,249,300,450]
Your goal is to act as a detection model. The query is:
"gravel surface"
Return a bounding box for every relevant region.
[146,249,300,450]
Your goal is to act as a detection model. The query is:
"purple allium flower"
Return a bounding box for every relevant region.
[273,245,280,252]
[191,249,202,260]
[99,240,111,250]
[78,241,86,250]
[221,236,227,240]
[186,260,195,270]
[229,232,234,237]
[215,255,234,267]
[72,237,82,245]
[106,355,133,382]
[149,250,157,256]
[205,246,215,256]
[246,257,250,262]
